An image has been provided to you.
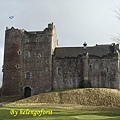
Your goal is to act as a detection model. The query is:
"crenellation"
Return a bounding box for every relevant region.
[2,23,120,97]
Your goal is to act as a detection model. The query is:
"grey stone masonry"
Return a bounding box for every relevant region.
[2,23,120,97]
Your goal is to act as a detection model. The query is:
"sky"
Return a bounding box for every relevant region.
[0,0,120,87]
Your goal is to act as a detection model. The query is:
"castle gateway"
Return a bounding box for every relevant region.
[2,23,120,97]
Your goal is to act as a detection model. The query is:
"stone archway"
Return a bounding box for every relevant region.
[24,86,31,97]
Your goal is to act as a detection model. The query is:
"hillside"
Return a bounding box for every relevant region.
[14,88,120,107]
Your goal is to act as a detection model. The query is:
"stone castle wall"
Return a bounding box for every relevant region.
[52,57,82,89]
[2,23,58,97]
[2,28,23,96]
[52,52,120,89]
[2,23,120,97]
[88,55,119,88]
[22,29,52,96]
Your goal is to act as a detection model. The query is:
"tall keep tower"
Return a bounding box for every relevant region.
[2,27,23,96]
[2,23,58,97]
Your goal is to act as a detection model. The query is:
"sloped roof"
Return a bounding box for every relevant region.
[54,44,115,58]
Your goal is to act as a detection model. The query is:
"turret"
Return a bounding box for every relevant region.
[82,53,91,87]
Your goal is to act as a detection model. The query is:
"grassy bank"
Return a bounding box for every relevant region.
[0,105,120,120]
[0,88,120,119]
[14,88,120,107]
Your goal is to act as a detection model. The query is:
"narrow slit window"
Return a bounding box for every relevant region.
[46,60,49,64]
[57,68,61,75]
[107,67,108,72]
[89,65,92,71]
[36,39,39,42]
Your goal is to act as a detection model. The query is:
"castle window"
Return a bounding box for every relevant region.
[89,65,92,71]
[46,60,50,64]
[18,50,21,55]
[107,67,108,72]
[25,39,29,43]
[45,67,49,72]
[25,72,31,79]
[15,64,20,69]
[57,68,61,75]
[36,39,39,42]
[17,50,21,55]
[37,53,41,58]
[25,51,30,58]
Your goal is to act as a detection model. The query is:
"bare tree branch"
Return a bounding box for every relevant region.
[111,8,120,43]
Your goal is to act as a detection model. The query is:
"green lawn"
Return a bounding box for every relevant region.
[0,105,120,120]
[0,96,21,103]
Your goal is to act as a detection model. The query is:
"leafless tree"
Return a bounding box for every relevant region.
[112,7,120,44]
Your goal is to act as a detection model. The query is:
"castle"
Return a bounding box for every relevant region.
[2,23,120,97]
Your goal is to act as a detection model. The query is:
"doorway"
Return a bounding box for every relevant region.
[24,87,31,97]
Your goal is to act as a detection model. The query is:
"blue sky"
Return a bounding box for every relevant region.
[0,0,120,86]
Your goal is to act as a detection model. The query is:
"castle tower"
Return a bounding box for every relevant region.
[2,27,24,96]
[2,23,58,97]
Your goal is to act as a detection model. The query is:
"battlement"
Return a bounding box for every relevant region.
[2,23,120,97]
[48,22,54,29]
[5,22,55,35]
[6,26,25,33]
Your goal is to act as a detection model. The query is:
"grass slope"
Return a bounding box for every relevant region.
[14,88,120,107]
[0,105,120,120]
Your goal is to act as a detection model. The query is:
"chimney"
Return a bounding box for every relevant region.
[83,41,87,49]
